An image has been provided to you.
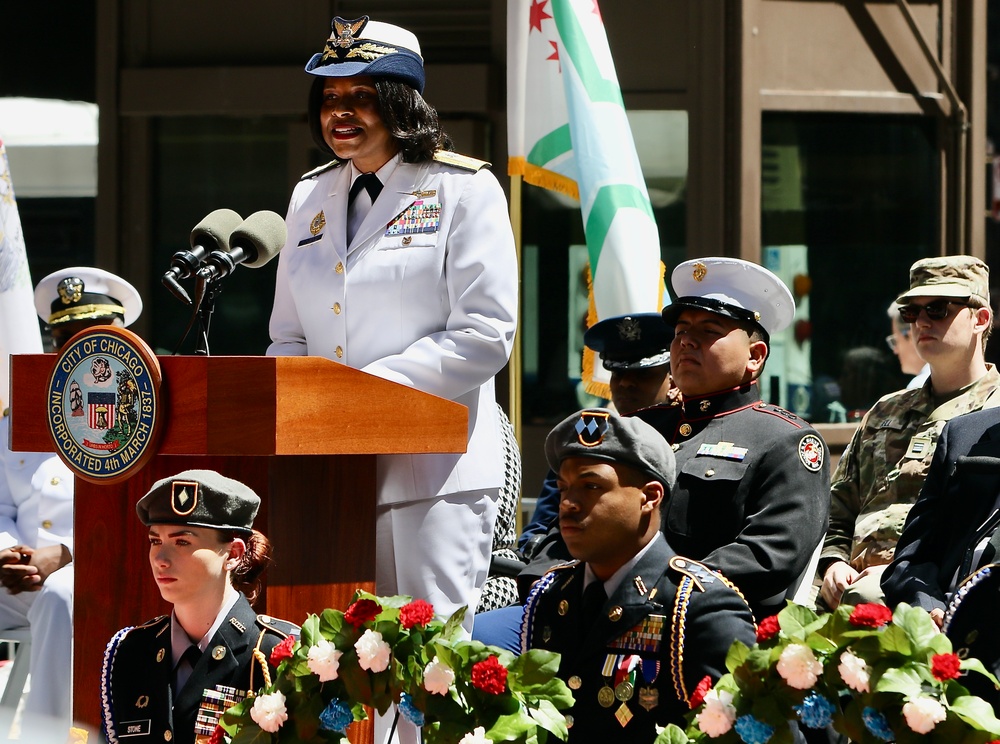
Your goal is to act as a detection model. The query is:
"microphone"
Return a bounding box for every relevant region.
[162,209,243,303]
[195,211,288,283]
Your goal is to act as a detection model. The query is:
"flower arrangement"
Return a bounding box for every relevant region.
[654,602,1000,744]
[216,592,574,744]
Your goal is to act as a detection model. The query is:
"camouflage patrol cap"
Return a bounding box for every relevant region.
[895,255,990,305]
[136,469,260,533]
[545,408,676,487]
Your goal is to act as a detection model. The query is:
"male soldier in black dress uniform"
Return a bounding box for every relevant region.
[523,409,756,742]
[101,471,298,744]
[634,257,830,619]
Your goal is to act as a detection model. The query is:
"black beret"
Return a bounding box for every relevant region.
[136,470,260,533]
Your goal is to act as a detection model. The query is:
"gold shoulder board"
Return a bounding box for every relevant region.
[300,160,343,180]
[433,150,491,171]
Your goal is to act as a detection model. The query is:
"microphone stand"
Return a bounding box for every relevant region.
[193,274,223,356]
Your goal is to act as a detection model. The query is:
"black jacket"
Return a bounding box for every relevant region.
[101,594,299,744]
[524,536,756,743]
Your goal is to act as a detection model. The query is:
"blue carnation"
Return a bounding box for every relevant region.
[735,714,776,744]
[319,698,354,733]
[399,693,425,727]
[862,707,894,742]
[794,692,835,729]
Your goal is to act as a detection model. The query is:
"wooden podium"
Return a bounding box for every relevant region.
[9,354,468,735]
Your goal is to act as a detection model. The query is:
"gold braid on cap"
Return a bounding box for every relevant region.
[48,303,125,324]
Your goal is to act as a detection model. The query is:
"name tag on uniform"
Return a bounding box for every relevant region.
[385,200,441,236]
[297,234,322,247]
[120,719,151,737]
[904,435,932,459]
[695,441,748,461]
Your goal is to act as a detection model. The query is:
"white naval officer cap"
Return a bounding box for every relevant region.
[33,266,143,327]
[661,257,795,338]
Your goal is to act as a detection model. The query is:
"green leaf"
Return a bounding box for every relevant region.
[527,698,570,738]
[300,614,321,647]
[778,603,821,640]
[875,665,924,697]
[725,640,750,673]
[897,604,940,651]
[652,723,694,744]
[230,725,274,744]
[508,649,562,689]
[486,707,538,741]
[949,695,1000,735]
[876,624,913,655]
[960,657,1000,688]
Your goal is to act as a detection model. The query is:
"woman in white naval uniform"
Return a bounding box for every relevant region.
[267,14,517,645]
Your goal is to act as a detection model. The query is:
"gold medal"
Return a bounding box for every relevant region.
[615,702,633,727]
[679,423,692,437]
[568,675,582,690]
[638,686,659,711]
[615,680,634,702]
[598,685,616,707]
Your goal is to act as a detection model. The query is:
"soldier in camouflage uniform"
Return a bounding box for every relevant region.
[820,256,999,609]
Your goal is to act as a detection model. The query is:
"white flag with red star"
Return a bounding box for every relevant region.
[507,0,665,393]
[0,138,42,411]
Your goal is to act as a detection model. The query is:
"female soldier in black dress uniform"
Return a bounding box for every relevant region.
[101,470,298,744]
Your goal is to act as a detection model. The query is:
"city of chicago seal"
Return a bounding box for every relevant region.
[46,326,163,483]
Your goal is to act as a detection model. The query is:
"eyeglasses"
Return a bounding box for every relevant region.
[898,299,970,324]
[884,324,911,352]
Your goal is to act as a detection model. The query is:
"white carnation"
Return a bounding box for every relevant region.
[838,650,871,693]
[776,643,822,690]
[423,656,456,695]
[903,696,947,734]
[458,727,491,744]
[250,690,288,733]
[307,639,343,682]
[695,689,736,738]
[355,628,391,672]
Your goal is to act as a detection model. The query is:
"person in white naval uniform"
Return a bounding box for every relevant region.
[267,16,517,637]
[0,266,142,725]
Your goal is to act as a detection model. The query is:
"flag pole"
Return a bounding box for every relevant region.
[508,172,524,533]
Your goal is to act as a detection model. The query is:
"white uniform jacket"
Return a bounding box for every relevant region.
[0,416,74,553]
[267,156,518,504]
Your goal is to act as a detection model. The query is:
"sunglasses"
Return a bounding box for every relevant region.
[898,299,970,324]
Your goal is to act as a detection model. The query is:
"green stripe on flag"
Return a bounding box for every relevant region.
[584,184,656,272]
[552,0,624,106]
[527,124,573,168]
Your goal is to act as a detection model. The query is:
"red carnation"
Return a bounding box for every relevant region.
[848,603,893,628]
[931,652,962,681]
[470,655,508,695]
[400,599,435,629]
[756,615,780,642]
[207,725,226,744]
[269,635,295,667]
[344,598,382,628]
[689,675,713,709]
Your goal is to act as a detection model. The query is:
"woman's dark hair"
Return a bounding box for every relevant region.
[307,76,452,162]
[223,528,273,605]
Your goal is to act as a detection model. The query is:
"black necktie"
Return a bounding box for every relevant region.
[582,580,607,619]
[348,173,383,205]
[172,644,202,695]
